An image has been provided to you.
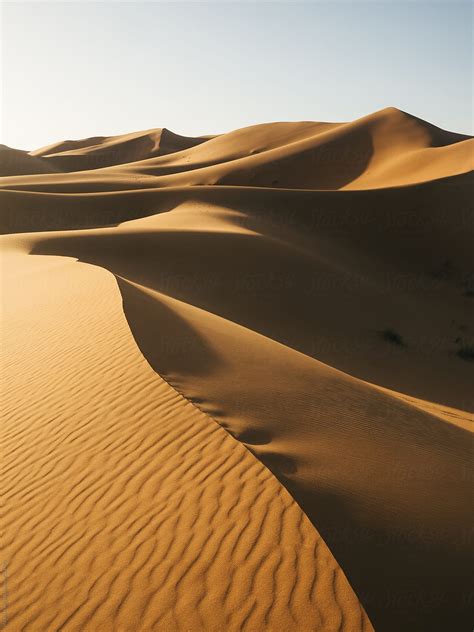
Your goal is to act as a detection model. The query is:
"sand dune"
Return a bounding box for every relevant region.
[1,108,472,631]
[1,108,472,194]
[3,249,372,631]
[28,128,211,172]
[0,144,62,177]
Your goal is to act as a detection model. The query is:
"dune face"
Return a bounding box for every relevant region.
[27,128,211,172]
[0,145,62,177]
[1,108,473,632]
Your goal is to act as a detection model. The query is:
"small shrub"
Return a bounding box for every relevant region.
[456,344,474,362]
[380,328,405,346]
[432,259,455,280]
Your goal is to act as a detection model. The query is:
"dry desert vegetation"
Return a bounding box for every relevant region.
[1,107,473,632]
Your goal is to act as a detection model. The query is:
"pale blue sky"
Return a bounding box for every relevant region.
[1,1,472,150]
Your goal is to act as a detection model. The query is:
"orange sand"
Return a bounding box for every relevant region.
[1,107,473,631]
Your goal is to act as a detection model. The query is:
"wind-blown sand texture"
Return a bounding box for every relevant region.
[1,108,473,632]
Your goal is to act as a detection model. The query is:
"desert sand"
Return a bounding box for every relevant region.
[1,107,473,631]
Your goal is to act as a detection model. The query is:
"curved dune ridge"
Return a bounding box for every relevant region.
[1,108,473,632]
[27,128,212,172]
[1,107,472,197]
[2,252,372,632]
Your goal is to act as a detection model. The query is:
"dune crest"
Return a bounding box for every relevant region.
[2,109,472,631]
[28,127,211,172]
[2,107,472,194]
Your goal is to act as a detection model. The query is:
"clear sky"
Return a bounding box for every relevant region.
[1,1,472,151]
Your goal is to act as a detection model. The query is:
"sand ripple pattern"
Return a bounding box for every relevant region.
[2,256,372,632]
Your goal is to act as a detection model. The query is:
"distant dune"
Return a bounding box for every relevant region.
[0,144,62,176]
[1,108,473,632]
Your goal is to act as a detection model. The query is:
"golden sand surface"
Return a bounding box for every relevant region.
[1,108,472,631]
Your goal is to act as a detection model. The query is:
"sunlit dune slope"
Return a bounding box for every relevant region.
[28,128,211,171]
[25,191,473,632]
[2,247,372,631]
[2,108,472,632]
[1,107,472,192]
